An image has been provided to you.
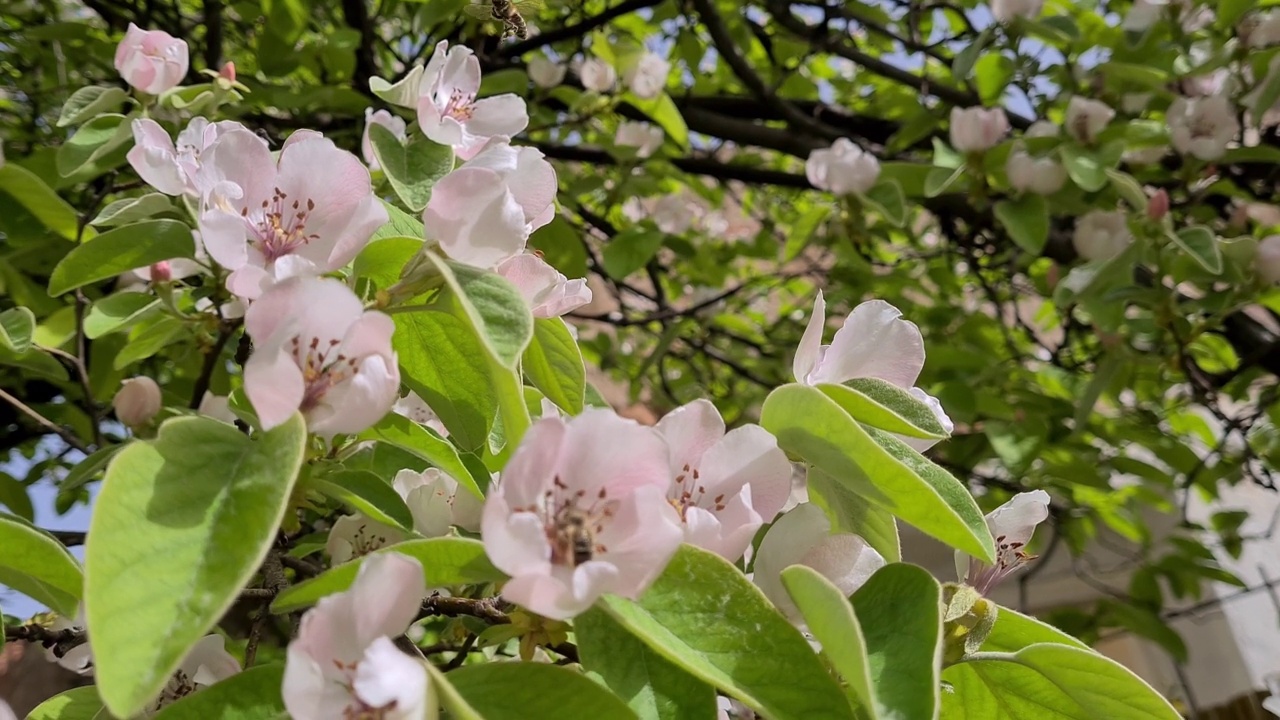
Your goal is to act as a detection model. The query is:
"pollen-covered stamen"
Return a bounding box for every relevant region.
[328,661,400,719]
[288,335,361,412]
[669,463,723,518]
[442,87,477,121]
[518,476,618,566]
[154,669,198,709]
[1187,113,1219,140]
[244,187,320,262]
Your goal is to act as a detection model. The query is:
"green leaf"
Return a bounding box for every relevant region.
[57,86,132,128]
[84,292,161,339]
[370,65,426,108]
[924,166,965,197]
[951,28,991,80]
[448,663,640,720]
[421,251,534,369]
[311,469,415,531]
[861,179,907,227]
[1218,0,1253,26]
[761,384,995,563]
[0,512,84,616]
[56,113,132,178]
[270,537,505,613]
[780,566,876,718]
[354,236,422,291]
[577,607,717,720]
[368,125,455,212]
[1100,601,1188,663]
[1105,169,1148,212]
[91,193,176,228]
[1059,144,1114,192]
[603,228,665,279]
[112,315,187,370]
[0,163,79,239]
[524,317,586,414]
[60,444,124,494]
[994,195,1049,255]
[807,468,901,563]
[822,380,948,439]
[152,664,285,720]
[1170,226,1223,274]
[262,0,308,42]
[850,564,943,720]
[49,220,195,296]
[0,307,36,354]
[86,414,307,718]
[394,307,497,452]
[1250,62,1280,124]
[359,413,482,496]
[371,199,427,241]
[26,687,104,720]
[0,473,35,521]
[973,54,1015,104]
[0,344,71,381]
[599,544,854,720]
[941,644,1180,720]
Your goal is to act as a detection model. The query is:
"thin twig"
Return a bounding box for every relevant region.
[0,388,91,453]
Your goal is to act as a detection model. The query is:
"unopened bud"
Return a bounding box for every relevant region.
[112,377,162,428]
[218,61,236,82]
[1256,235,1280,284]
[1146,189,1169,221]
[149,260,172,283]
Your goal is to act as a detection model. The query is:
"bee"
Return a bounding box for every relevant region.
[552,509,596,566]
[463,0,542,40]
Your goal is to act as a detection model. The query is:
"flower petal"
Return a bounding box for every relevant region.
[793,292,827,383]
[814,299,925,388]
[243,344,306,430]
[654,399,726,475]
[352,636,429,716]
[699,424,792,522]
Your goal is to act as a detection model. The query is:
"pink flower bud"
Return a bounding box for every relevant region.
[218,61,236,82]
[1146,189,1170,221]
[949,106,1009,154]
[113,23,189,94]
[112,377,162,428]
[149,260,172,283]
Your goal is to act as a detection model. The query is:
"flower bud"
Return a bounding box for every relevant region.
[990,0,1043,23]
[113,377,162,428]
[113,23,189,94]
[218,61,236,82]
[527,55,566,89]
[148,260,172,283]
[1006,146,1066,195]
[1146,189,1170,221]
[1072,210,1133,262]
[949,106,1009,154]
[806,138,881,195]
[579,57,616,93]
[1256,235,1280,283]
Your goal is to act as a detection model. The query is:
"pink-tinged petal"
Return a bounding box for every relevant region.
[283,129,326,150]
[483,502,553,578]
[439,43,481,95]
[127,119,185,195]
[243,345,305,430]
[592,485,683,598]
[814,299,925,388]
[244,276,364,348]
[496,416,565,509]
[340,311,396,361]
[224,264,274,300]
[274,136,378,262]
[199,206,251,271]
[536,279,591,318]
[348,553,426,646]
[686,487,763,561]
[699,424,792,522]
[309,353,399,437]
[793,292,826,383]
[184,634,241,686]
[799,533,885,600]
[425,167,527,267]
[510,148,557,223]
[655,399,726,475]
[283,644,348,720]
[352,637,429,715]
[466,95,530,138]
[753,503,833,615]
[200,129,279,213]
[558,409,671,497]
[451,483,483,532]
[324,193,389,270]
[896,388,953,453]
[499,566,599,617]
[985,490,1050,548]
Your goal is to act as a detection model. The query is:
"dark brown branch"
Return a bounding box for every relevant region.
[419,595,510,625]
[4,624,87,658]
[203,0,224,69]
[341,0,378,95]
[0,388,91,454]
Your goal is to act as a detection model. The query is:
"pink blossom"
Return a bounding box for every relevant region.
[578,57,617,92]
[655,400,792,561]
[625,52,671,100]
[495,253,592,318]
[806,138,881,195]
[114,23,189,94]
[393,391,449,437]
[127,117,255,197]
[423,138,556,269]
[198,392,237,424]
[218,61,236,82]
[417,41,529,160]
[243,277,399,437]
[393,468,483,537]
[481,409,683,619]
[283,553,430,720]
[949,107,1008,154]
[362,108,408,172]
[615,122,664,158]
[197,129,387,299]
[956,491,1050,594]
[794,292,953,451]
[149,634,241,712]
[753,503,885,621]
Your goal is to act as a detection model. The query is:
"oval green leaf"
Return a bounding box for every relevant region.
[359,413,482,497]
[822,380,948,440]
[368,125,455,212]
[597,544,854,720]
[524,317,586,415]
[85,414,307,718]
[850,564,944,720]
[447,660,640,720]
[26,686,104,720]
[0,512,84,616]
[780,566,877,718]
[152,664,285,720]
[0,164,78,240]
[311,469,415,531]
[49,220,196,297]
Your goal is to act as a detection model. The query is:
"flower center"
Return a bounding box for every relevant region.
[1188,113,1217,139]
[443,88,476,121]
[153,669,198,710]
[331,659,399,719]
[288,335,359,412]
[517,476,617,567]
[244,187,319,262]
[668,463,726,519]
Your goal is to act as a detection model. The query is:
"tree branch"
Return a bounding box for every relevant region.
[499,0,667,58]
